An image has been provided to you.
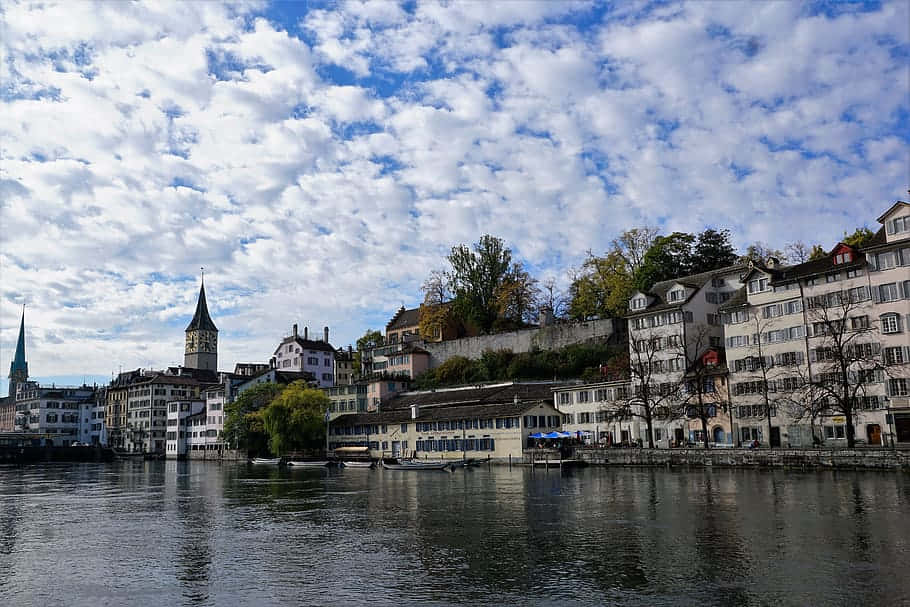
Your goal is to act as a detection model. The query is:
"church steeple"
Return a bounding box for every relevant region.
[184,271,218,371]
[9,305,28,398]
[185,273,218,332]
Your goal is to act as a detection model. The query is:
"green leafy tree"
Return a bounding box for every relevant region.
[691,228,738,271]
[222,383,282,454]
[433,356,486,385]
[634,232,696,291]
[447,235,514,333]
[260,382,330,455]
[842,227,875,248]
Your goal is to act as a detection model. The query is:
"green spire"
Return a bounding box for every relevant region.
[10,306,27,375]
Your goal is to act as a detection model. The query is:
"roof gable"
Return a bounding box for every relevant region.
[877,200,909,224]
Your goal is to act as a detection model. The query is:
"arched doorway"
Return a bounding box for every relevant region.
[712,426,725,445]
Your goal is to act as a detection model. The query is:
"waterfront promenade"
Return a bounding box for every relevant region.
[1,460,907,606]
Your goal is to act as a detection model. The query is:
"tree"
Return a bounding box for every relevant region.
[842,227,875,248]
[802,290,891,448]
[691,228,739,273]
[727,309,791,447]
[618,327,686,448]
[354,329,385,375]
[679,325,727,449]
[808,244,827,260]
[223,383,283,453]
[785,241,813,264]
[495,262,540,327]
[567,251,633,320]
[419,269,456,340]
[260,381,330,455]
[567,228,659,320]
[446,235,514,333]
[539,277,567,319]
[741,242,787,265]
[634,232,696,291]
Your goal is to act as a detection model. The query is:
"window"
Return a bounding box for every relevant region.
[889,378,909,396]
[846,268,862,279]
[834,252,852,264]
[668,289,684,302]
[726,335,749,348]
[630,297,646,310]
[877,283,899,302]
[847,286,869,302]
[826,272,840,283]
[707,313,720,325]
[748,278,769,294]
[884,347,906,366]
[881,314,901,334]
[712,277,725,287]
[558,393,571,405]
[889,215,909,235]
[307,356,319,365]
[576,391,589,403]
[706,292,718,303]
[850,316,869,330]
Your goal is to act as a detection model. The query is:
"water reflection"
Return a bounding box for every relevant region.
[0,463,908,606]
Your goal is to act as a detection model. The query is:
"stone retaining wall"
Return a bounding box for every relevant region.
[186,448,246,461]
[575,447,910,470]
[425,318,620,368]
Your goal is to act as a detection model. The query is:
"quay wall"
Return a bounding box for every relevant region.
[0,445,115,464]
[186,448,246,461]
[425,318,619,368]
[574,447,910,470]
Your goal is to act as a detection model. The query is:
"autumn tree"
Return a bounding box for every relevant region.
[808,244,827,260]
[495,262,540,327]
[419,269,455,340]
[679,325,728,449]
[261,381,331,455]
[741,242,787,265]
[567,227,659,319]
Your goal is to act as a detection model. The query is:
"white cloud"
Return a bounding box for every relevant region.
[1,0,907,388]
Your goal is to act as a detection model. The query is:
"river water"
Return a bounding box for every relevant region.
[0,461,908,606]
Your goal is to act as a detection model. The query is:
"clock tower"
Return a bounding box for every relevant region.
[184,274,218,371]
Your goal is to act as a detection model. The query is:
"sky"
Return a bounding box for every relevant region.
[1,0,908,393]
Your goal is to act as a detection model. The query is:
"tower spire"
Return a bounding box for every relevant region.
[9,305,28,398]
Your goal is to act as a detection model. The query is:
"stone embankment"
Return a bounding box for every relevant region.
[574,447,909,470]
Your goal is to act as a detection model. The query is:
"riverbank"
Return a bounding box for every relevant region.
[571,446,909,470]
[0,445,115,464]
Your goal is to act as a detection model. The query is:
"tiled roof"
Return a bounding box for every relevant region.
[386,306,421,331]
[627,264,749,317]
[717,286,748,311]
[332,394,557,426]
[384,382,559,411]
[273,336,336,354]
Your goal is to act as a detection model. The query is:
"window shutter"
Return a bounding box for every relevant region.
[872,342,882,355]
[903,346,910,362]
[885,380,892,397]
[871,287,881,304]
[809,349,817,363]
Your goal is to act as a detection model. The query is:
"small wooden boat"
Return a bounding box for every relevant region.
[251,457,282,465]
[382,460,451,471]
[287,460,329,467]
[341,461,374,468]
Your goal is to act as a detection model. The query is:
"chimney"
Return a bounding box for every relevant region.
[304,326,308,340]
[411,404,419,419]
[348,344,353,354]
[324,326,329,343]
[293,323,298,338]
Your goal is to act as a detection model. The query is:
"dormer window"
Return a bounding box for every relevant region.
[747,278,769,294]
[889,216,909,235]
[834,251,852,264]
[667,289,684,302]
[630,297,646,310]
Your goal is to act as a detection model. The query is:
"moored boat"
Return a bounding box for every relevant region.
[382,459,451,471]
[341,461,374,468]
[287,460,329,467]
[251,457,282,465]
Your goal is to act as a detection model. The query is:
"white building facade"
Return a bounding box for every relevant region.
[270,324,336,388]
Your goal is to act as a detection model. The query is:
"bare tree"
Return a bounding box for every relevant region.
[540,277,568,319]
[785,241,812,264]
[612,227,660,275]
[679,324,727,449]
[614,327,685,448]
[729,309,791,448]
[421,269,450,305]
[803,289,894,447]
